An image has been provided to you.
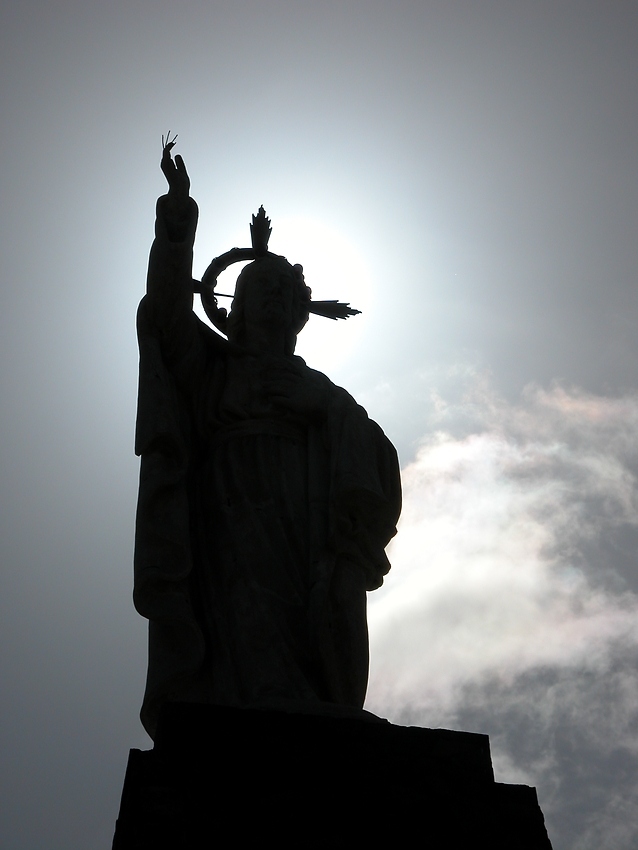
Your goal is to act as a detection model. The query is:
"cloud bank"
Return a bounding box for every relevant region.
[366,379,638,849]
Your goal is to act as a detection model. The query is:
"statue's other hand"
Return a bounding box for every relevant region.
[160,143,191,217]
[264,368,328,422]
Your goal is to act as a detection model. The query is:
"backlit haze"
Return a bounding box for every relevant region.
[2,3,638,848]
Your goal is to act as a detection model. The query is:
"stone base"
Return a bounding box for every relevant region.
[112,703,553,848]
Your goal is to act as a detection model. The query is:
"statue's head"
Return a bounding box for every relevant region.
[226,255,311,355]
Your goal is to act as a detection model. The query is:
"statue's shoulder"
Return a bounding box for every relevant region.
[292,356,338,389]
[196,313,233,354]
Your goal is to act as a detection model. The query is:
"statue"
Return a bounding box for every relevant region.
[134,138,402,738]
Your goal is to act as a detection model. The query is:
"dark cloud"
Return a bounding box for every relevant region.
[395,656,638,850]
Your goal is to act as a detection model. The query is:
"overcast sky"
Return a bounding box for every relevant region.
[2,2,638,848]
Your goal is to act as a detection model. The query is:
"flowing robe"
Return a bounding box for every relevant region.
[134,195,401,738]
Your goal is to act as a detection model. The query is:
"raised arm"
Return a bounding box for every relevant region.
[158,138,195,240]
[145,138,200,357]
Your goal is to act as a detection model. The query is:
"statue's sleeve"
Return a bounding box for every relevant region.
[323,381,402,591]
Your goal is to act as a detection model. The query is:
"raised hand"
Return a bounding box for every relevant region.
[160,131,190,217]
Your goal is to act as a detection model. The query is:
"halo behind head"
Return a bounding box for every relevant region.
[196,207,361,336]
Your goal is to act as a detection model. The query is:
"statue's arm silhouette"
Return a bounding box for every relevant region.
[144,144,201,374]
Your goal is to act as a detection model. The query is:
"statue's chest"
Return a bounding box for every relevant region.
[218,354,303,424]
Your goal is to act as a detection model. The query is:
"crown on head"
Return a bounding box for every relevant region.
[192,207,361,334]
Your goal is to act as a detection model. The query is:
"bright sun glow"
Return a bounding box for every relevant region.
[193,216,372,373]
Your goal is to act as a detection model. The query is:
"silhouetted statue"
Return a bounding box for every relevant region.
[134,140,401,737]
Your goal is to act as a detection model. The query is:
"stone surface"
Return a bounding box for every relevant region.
[112,703,553,849]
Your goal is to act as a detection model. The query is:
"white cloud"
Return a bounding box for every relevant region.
[365,379,638,848]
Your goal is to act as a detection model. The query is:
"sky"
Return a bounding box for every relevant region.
[1,1,638,847]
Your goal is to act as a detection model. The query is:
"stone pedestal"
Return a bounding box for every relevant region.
[112,703,553,848]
